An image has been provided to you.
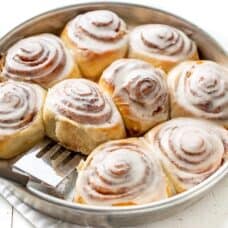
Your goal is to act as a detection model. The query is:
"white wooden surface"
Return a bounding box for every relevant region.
[0,0,227,227]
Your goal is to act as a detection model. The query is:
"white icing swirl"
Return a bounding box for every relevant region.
[2,34,74,87]
[100,59,168,135]
[168,61,228,120]
[130,24,197,62]
[0,81,43,135]
[66,10,128,53]
[76,138,168,206]
[146,118,227,190]
[46,79,114,125]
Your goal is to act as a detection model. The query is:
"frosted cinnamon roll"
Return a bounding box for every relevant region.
[43,78,126,154]
[99,59,169,136]
[168,61,228,128]
[75,138,173,206]
[129,24,199,72]
[145,118,228,192]
[1,33,80,88]
[0,81,46,159]
[61,10,128,81]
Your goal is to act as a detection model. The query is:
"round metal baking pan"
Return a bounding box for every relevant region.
[0,2,227,226]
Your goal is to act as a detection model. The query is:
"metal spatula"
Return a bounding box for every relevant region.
[0,138,84,189]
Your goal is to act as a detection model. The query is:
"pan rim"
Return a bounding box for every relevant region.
[0,1,227,215]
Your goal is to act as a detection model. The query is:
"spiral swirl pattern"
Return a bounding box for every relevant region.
[100,59,168,134]
[146,118,227,190]
[66,10,128,53]
[75,139,168,206]
[130,24,197,62]
[2,34,73,87]
[0,81,41,134]
[47,79,113,125]
[168,61,228,120]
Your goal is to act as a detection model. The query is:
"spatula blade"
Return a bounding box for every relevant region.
[13,138,83,188]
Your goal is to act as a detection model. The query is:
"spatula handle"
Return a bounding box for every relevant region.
[0,160,29,186]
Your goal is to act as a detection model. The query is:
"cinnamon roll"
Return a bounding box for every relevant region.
[167,61,228,128]
[145,118,228,192]
[75,138,174,206]
[129,24,199,72]
[1,33,80,88]
[61,10,128,81]
[43,78,126,154]
[99,59,169,136]
[0,81,46,159]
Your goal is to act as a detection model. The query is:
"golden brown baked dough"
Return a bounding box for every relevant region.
[61,10,128,81]
[1,33,80,88]
[99,58,169,136]
[0,80,46,159]
[129,24,199,72]
[167,60,228,128]
[74,138,174,206]
[145,118,228,193]
[43,78,126,155]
